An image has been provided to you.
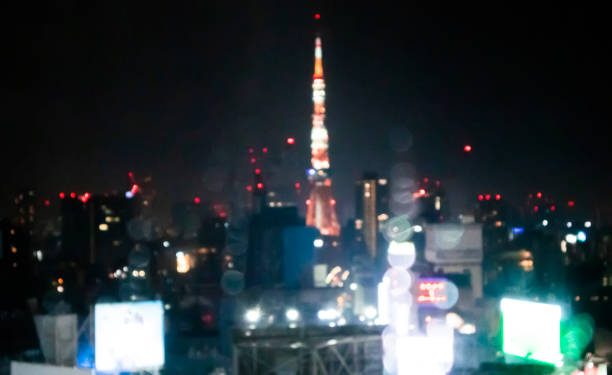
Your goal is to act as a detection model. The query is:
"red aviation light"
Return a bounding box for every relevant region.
[246,185,252,191]
[256,183,263,189]
[194,197,201,204]
[255,168,261,175]
[70,192,76,199]
[59,192,65,199]
[44,200,50,206]
[295,182,300,189]
[478,194,484,201]
[550,205,556,211]
[287,137,295,145]
[568,200,575,207]
[537,192,542,198]
[495,194,501,200]
[464,145,472,152]
[262,147,268,153]
[250,158,256,164]
[485,194,491,200]
[315,13,320,20]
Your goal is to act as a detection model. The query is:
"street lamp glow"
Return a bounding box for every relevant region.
[285,308,300,321]
[313,238,324,248]
[349,282,358,291]
[364,306,377,320]
[584,221,592,228]
[542,219,548,227]
[245,308,261,324]
[162,241,170,248]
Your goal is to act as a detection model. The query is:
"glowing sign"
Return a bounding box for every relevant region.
[417,279,447,304]
[501,298,562,365]
[95,301,164,372]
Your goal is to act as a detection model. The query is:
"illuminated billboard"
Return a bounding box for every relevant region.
[416,278,459,309]
[501,298,562,365]
[95,301,164,372]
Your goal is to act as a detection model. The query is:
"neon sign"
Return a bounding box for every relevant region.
[417,279,448,304]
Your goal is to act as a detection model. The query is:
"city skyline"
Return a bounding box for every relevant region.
[2,3,610,222]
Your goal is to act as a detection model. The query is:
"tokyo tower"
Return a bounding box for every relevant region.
[306,36,341,237]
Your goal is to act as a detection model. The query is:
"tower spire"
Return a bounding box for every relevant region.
[306,36,340,237]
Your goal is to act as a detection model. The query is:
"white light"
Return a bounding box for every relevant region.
[327,339,337,346]
[163,241,170,248]
[337,317,346,326]
[359,315,365,322]
[285,308,300,321]
[125,191,134,199]
[542,219,549,227]
[35,250,43,261]
[458,323,476,335]
[577,231,587,242]
[584,221,592,228]
[313,238,324,248]
[245,308,261,323]
[364,306,377,320]
[164,304,171,310]
[445,312,464,329]
[349,282,358,291]
[57,286,64,293]
[560,240,567,253]
[317,308,339,321]
[387,241,416,269]
[565,234,577,244]
[138,270,145,277]
[99,223,109,231]
[328,322,336,328]
[289,323,297,329]
[413,225,423,233]
[566,221,572,228]
[132,270,139,277]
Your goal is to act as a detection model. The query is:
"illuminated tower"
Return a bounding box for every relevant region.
[306,37,341,237]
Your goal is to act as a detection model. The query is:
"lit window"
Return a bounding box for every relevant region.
[99,223,109,231]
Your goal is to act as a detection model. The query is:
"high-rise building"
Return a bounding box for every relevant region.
[355,174,390,259]
[305,37,341,237]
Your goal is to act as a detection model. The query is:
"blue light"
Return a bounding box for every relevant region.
[125,191,134,199]
[307,169,316,176]
[512,227,524,234]
[577,231,587,242]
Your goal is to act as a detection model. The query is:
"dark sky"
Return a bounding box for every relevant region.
[3,2,610,220]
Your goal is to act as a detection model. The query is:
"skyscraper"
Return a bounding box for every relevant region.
[305,37,340,237]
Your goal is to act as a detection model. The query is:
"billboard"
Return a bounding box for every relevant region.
[425,223,482,264]
[95,301,164,372]
[501,298,562,365]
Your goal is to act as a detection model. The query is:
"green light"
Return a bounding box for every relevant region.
[501,298,562,365]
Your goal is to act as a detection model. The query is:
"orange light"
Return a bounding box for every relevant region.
[464,145,472,152]
[287,137,295,145]
[58,278,63,285]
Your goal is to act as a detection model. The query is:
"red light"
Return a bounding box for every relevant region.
[485,194,491,200]
[44,200,50,206]
[568,200,575,207]
[478,194,484,201]
[315,13,320,19]
[419,189,426,195]
[424,178,429,183]
[464,145,472,152]
[287,137,295,145]
[295,182,300,189]
[257,183,263,189]
[246,185,252,191]
[128,171,133,177]
[250,158,256,164]
[59,192,65,199]
[70,192,76,199]
[534,205,539,212]
[248,148,254,154]
[495,194,501,200]
[550,205,556,211]
[255,168,261,174]
[537,192,542,198]
[131,184,139,194]
[262,147,268,153]
[306,199,311,206]
[194,197,201,204]
[330,199,336,206]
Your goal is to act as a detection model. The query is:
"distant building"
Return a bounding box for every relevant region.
[355,173,389,259]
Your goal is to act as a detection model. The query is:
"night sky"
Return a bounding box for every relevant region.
[3,2,610,221]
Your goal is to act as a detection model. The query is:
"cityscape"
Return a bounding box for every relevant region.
[1,3,611,375]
